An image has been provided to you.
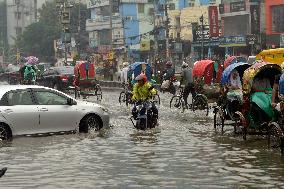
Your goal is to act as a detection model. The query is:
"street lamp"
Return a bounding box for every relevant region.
[199,14,204,60]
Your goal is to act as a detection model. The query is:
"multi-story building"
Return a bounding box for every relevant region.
[265,0,284,48]
[86,0,154,62]
[5,0,49,46]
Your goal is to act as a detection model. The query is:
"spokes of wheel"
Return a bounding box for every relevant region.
[95,85,102,101]
[152,94,161,105]
[170,95,181,109]
[192,95,209,116]
[214,109,224,134]
[268,123,284,153]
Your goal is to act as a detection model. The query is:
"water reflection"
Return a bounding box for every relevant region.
[1,90,284,188]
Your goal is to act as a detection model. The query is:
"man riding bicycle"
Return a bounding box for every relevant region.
[131,73,158,120]
[180,62,195,109]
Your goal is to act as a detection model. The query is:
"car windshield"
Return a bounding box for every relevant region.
[55,66,74,74]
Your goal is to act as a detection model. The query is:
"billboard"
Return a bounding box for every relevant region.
[208,6,219,37]
[223,15,249,36]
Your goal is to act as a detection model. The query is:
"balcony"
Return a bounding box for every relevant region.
[86,16,123,32]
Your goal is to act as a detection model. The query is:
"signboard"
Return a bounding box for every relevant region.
[250,5,260,34]
[140,40,150,51]
[88,0,109,8]
[230,1,246,12]
[219,35,246,47]
[246,34,257,45]
[280,34,284,47]
[208,6,219,37]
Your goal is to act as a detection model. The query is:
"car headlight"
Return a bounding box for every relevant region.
[100,107,109,113]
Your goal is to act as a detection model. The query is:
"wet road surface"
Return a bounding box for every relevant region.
[1,89,284,188]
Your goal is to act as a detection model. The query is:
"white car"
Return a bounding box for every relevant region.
[0,85,110,140]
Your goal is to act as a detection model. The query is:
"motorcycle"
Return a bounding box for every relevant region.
[131,101,158,130]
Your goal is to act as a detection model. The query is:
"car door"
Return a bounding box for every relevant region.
[0,89,39,136]
[33,89,80,133]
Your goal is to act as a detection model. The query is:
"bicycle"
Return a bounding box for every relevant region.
[119,83,133,106]
[170,86,209,116]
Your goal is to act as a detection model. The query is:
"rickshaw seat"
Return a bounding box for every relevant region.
[251,90,274,118]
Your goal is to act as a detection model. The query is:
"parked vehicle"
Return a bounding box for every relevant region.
[0,85,110,141]
[130,101,158,130]
[37,66,74,92]
[73,61,102,100]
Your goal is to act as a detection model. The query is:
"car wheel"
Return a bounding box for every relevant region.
[79,115,103,133]
[0,124,12,141]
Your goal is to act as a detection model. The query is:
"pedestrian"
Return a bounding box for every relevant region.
[180,62,195,109]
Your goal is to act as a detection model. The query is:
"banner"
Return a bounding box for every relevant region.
[230,1,246,12]
[140,40,150,51]
[208,6,219,37]
[250,4,260,34]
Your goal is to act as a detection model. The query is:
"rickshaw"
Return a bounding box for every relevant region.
[215,56,247,82]
[73,60,102,100]
[267,73,284,153]
[213,62,251,133]
[119,62,160,105]
[233,61,282,140]
[256,48,284,65]
[193,60,223,85]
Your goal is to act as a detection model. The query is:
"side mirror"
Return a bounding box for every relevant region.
[67,98,76,105]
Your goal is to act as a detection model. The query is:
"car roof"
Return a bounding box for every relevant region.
[0,85,49,98]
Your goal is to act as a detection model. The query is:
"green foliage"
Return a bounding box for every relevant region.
[17,1,89,62]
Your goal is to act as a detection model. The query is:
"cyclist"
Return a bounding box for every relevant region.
[131,73,158,120]
[180,62,195,109]
[161,61,175,90]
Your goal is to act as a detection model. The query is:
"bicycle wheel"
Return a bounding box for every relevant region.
[170,95,181,109]
[119,91,126,105]
[95,85,102,101]
[152,94,161,105]
[192,94,209,116]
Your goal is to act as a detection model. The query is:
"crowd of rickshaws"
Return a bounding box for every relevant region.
[213,48,284,154]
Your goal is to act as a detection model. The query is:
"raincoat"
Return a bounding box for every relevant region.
[132,82,157,101]
[24,65,36,81]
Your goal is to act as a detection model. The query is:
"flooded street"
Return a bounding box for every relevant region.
[1,89,284,188]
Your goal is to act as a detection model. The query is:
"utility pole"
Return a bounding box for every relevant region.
[15,0,20,64]
[77,0,81,56]
[164,2,170,60]
[200,14,204,60]
[109,0,113,49]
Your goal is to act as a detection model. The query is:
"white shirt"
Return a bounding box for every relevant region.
[229,72,242,89]
[121,67,129,83]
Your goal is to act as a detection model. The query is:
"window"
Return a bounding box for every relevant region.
[271,5,284,33]
[14,11,21,19]
[34,90,68,105]
[0,90,34,106]
[138,4,144,14]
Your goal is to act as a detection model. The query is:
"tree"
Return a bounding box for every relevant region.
[17,1,89,62]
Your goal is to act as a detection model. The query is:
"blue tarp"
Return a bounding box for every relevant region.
[221,62,250,86]
[128,62,152,81]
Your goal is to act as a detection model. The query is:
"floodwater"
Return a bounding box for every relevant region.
[1,89,284,189]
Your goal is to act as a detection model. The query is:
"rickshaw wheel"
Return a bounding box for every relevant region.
[170,95,181,109]
[234,112,247,140]
[152,94,161,105]
[268,122,284,154]
[74,87,80,99]
[213,108,224,134]
[95,84,102,101]
[192,94,209,116]
[119,91,126,105]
